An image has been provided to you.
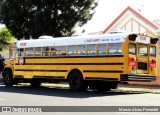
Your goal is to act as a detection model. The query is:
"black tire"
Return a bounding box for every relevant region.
[89,81,111,92]
[30,81,41,88]
[3,70,14,87]
[68,71,88,91]
[111,82,119,89]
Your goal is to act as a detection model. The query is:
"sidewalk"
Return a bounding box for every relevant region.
[119,84,160,93]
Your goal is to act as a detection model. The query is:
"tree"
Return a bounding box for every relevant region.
[0,27,15,51]
[0,0,98,40]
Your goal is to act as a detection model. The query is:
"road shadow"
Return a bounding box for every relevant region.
[0,83,144,99]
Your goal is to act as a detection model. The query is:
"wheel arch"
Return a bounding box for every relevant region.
[2,67,13,77]
[67,69,83,80]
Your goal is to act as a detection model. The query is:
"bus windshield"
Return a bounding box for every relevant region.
[138,44,148,56]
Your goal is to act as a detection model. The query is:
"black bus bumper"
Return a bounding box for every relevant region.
[120,74,156,82]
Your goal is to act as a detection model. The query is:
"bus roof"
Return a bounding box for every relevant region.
[16,32,154,48]
[16,33,129,48]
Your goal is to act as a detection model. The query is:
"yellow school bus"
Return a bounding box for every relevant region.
[2,32,158,91]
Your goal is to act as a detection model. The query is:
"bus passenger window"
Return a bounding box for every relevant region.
[68,46,76,56]
[25,48,34,56]
[50,47,58,56]
[42,47,49,56]
[108,43,122,55]
[87,44,96,55]
[59,46,66,56]
[35,47,41,56]
[129,43,136,54]
[78,45,86,56]
[150,46,156,57]
[98,44,106,55]
[17,48,24,57]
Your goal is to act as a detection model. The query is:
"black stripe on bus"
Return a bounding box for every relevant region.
[14,69,68,72]
[22,55,124,59]
[85,77,118,81]
[33,76,65,79]
[15,62,124,65]
[14,75,24,78]
[14,76,65,80]
[83,70,123,73]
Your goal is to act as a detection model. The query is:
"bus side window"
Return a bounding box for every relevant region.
[68,45,76,56]
[42,47,49,56]
[78,45,86,56]
[108,43,122,55]
[25,48,34,57]
[87,44,96,55]
[98,44,106,55]
[59,46,66,56]
[50,47,58,56]
[35,47,41,56]
[17,48,24,57]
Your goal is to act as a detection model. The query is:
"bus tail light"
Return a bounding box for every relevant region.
[149,59,156,69]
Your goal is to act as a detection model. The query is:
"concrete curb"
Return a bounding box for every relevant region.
[119,84,160,93]
[119,84,160,89]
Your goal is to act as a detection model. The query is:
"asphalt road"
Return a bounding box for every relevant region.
[0,83,160,115]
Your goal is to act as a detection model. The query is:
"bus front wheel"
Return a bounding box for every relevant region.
[3,70,14,87]
[68,71,88,91]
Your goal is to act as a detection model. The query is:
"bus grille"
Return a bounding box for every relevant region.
[138,62,147,70]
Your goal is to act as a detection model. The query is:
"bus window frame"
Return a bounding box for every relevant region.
[138,44,148,56]
[150,46,156,57]
[128,43,136,55]
[25,48,34,57]
[108,43,122,55]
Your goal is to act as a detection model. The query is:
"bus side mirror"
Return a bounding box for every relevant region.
[151,38,158,44]
[129,34,137,41]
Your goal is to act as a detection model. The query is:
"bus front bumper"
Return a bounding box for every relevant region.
[120,74,156,82]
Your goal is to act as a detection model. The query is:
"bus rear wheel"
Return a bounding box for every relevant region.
[30,80,41,87]
[3,70,14,87]
[89,81,112,92]
[68,71,88,91]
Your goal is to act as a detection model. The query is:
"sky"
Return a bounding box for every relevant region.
[77,0,160,34]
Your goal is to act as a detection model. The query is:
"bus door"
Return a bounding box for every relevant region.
[137,44,149,74]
